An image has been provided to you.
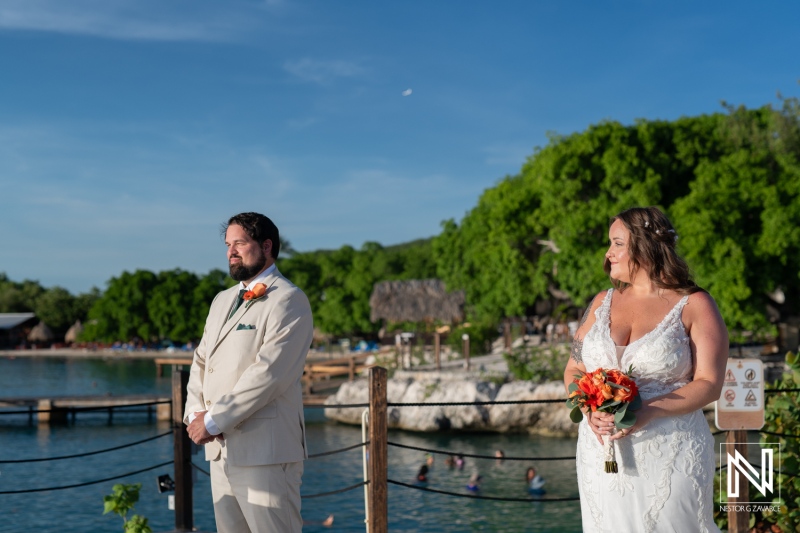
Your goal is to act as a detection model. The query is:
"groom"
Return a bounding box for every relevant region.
[184,212,313,532]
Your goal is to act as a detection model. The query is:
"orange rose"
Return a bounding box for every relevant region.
[600,384,614,400]
[243,283,268,301]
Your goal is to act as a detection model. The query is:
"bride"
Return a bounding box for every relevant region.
[563,206,727,533]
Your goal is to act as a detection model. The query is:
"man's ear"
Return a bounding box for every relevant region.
[262,239,273,259]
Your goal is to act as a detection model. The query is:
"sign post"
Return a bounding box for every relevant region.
[715,358,765,533]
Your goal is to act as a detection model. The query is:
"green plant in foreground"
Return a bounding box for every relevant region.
[103,483,152,533]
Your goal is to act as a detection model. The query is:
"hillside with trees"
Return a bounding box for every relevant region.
[3,98,798,345]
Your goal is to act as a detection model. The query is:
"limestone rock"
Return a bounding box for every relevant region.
[324,376,575,435]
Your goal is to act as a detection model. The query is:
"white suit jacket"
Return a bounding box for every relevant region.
[184,267,313,466]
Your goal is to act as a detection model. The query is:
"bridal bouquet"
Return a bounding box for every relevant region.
[566,366,641,473]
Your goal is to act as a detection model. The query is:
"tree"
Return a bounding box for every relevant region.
[434,102,800,333]
[147,269,199,343]
[85,270,158,342]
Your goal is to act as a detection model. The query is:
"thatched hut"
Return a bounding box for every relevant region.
[28,321,54,343]
[369,279,465,324]
[65,320,84,344]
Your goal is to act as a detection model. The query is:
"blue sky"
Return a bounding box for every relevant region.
[1,1,798,294]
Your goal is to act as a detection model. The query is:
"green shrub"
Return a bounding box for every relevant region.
[504,343,570,382]
[103,483,152,533]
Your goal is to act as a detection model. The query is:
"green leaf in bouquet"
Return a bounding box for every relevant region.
[570,405,584,423]
[601,400,622,410]
[615,407,636,429]
[568,382,579,394]
[566,397,579,409]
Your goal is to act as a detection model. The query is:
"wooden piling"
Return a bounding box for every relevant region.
[434,332,441,371]
[368,367,388,533]
[462,334,470,370]
[726,430,749,533]
[172,369,193,532]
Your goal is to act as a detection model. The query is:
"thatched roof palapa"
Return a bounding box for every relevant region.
[65,320,84,343]
[28,321,54,342]
[369,279,465,323]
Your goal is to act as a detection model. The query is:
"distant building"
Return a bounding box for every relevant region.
[0,313,37,348]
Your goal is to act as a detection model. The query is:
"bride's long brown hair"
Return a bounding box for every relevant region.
[603,206,703,295]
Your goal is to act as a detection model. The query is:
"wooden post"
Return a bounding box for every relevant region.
[504,319,511,350]
[726,430,749,533]
[368,367,388,533]
[462,334,470,370]
[434,332,441,371]
[172,369,193,531]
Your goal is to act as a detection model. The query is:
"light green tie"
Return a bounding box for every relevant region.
[228,289,247,320]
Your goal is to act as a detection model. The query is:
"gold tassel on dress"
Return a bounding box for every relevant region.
[602,434,618,473]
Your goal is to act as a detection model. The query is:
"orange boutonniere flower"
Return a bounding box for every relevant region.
[243,283,268,308]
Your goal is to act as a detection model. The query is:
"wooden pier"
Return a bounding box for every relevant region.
[0,394,172,424]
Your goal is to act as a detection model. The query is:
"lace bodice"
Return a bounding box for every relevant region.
[582,289,692,399]
[575,288,719,533]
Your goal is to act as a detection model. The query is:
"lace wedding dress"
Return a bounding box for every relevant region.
[576,289,720,533]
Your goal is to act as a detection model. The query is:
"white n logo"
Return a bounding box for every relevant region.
[727,449,773,497]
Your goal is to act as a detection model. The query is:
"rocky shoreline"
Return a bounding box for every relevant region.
[324,370,719,435]
[324,370,577,436]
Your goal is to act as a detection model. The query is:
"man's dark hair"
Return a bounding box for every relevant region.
[223,212,281,260]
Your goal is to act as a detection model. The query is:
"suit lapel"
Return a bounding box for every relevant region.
[210,269,282,355]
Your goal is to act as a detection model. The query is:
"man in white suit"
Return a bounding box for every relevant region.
[185,212,313,532]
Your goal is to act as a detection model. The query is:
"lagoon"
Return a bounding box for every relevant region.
[0,356,587,532]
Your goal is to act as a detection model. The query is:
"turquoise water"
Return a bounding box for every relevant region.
[0,357,584,532]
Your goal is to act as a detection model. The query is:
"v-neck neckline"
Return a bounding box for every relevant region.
[606,288,687,352]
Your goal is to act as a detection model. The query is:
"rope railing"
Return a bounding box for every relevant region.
[387,479,580,502]
[387,441,575,462]
[0,431,172,464]
[191,461,210,477]
[191,461,370,501]
[302,481,368,500]
[0,461,173,494]
[387,399,563,407]
[759,430,799,439]
[308,441,368,459]
[304,402,369,409]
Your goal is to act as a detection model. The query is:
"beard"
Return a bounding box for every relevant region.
[229,250,267,281]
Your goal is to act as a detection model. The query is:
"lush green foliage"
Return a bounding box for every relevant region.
[758,351,800,531]
[434,100,800,332]
[0,273,99,338]
[280,239,436,336]
[504,343,571,382]
[102,483,152,533]
[83,268,233,343]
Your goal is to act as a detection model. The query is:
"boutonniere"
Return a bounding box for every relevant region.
[243,283,268,309]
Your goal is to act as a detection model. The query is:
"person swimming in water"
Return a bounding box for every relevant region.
[466,471,482,492]
[526,466,546,495]
[416,464,429,485]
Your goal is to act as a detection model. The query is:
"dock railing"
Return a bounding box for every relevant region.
[1,367,798,533]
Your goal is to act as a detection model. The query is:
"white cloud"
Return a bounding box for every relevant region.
[0,0,262,42]
[283,58,365,84]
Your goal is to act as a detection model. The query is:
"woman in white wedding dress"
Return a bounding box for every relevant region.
[563,207,728,533]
